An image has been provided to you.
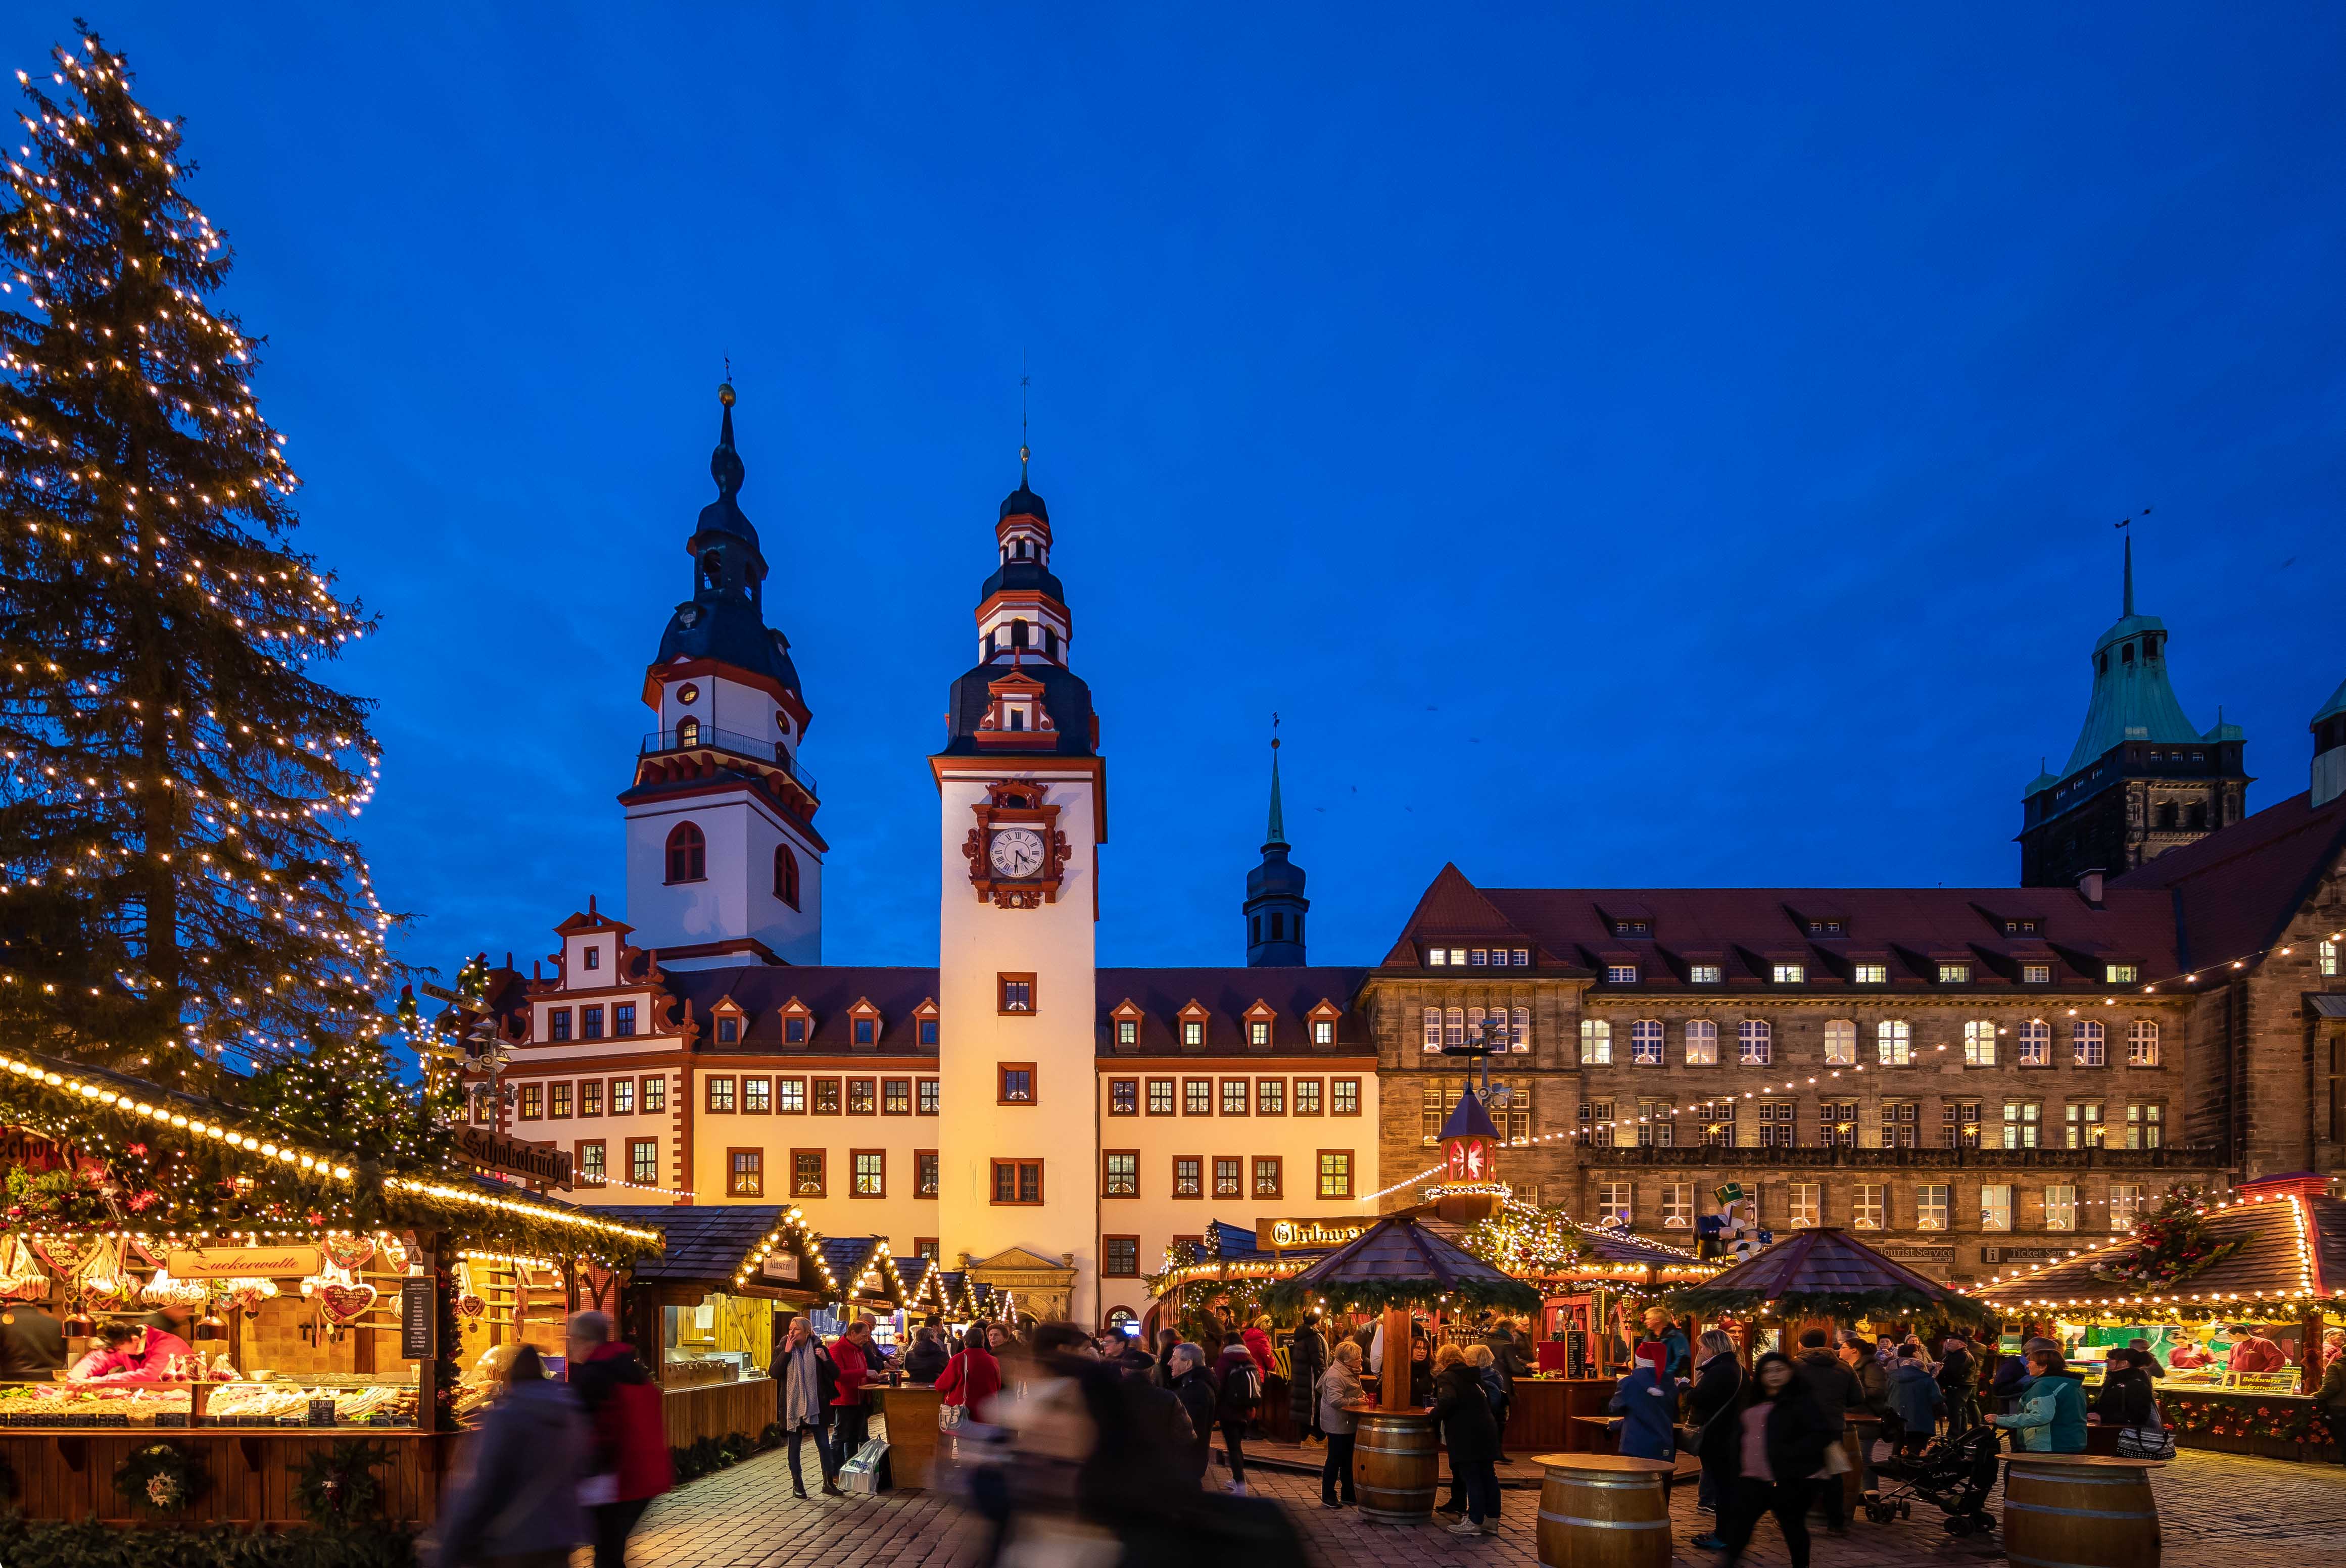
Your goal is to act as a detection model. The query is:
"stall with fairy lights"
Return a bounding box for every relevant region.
[1975,1173,2346,1459]
[0,1047,661,1527]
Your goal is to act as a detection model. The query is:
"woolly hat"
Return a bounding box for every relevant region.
[1635,1341,1668,1376]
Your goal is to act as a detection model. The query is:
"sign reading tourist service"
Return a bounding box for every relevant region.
[1264,1219,1372,1251]
[167,1246,323,1280]
[454,1126,574,1188]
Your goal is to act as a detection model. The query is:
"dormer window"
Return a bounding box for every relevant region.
[1116,1020,1137,1046]
[2023,963,2052,985]
[716,1017,739,1044]
[583,945,600,972]
[677,716,700,747]
[1469,948,1488,966]
[1690,965,1722,984]
[1606,964,1638,984]
[1614,920,1650,937]
[1772,964,1805,984]
[2106,964,2139,984]
[1939,963,1972,984]
[1807,920,1844,937]
[2002,918,2041,936]
[1855,963,1886,984]
[785,1016,807,1044]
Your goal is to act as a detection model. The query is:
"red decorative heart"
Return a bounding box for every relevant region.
[458,1294,486,1319]
[323,1235,376,1272]
[316,1283,378,1325]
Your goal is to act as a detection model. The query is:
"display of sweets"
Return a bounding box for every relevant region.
[0,1385,192,1427]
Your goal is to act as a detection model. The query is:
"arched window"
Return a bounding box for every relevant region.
[665,822,705,884]
[1269,912,1284,941]
[1579,1019,1612,1064]
[775,844,800,909]
[1510,1006,1530,1051]
[1877,1019,1912,1065]
[1684,1019,1718,1065]
[2073,1019,2106,1066]
[2018,1018,2050,1065]
[1962,1019,1996,1066]
[1444,1007,1465,1048]
[1824,1019,1856,1064]
[1737,1018,1770,1065]
[676,716,700,747]
[1631,1019,1664,1065]
[1043,626,1060,659]
[1422,1008,1442,1052]
[2128,1019,2159,1066]
[1466,1006,1487,1045]
[1011,618,1029,648]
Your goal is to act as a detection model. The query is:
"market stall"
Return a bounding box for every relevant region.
[1976,1173,2345,1460]
[0,1047,660,1528]
[1266,1214,1541,1525]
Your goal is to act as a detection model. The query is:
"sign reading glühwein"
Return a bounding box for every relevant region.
[1262,1218,1374,1252]
[453,1126,573,1189]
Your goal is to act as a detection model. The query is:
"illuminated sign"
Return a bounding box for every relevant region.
[1262,1219,1373,1251]
[167,1246,323,1280]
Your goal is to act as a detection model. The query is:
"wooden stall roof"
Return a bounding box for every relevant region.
[1266,1215,1541,1312]
[1670,1226,1993,1325]
[1979,1191,2346,1314]
[819,1235,908,1307]
[592,1205,822,1299]
[898,1255,949,1315]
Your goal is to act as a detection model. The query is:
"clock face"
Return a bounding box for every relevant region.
[988,827,1047,878]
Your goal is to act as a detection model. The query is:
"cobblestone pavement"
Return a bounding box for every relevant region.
[619,1447,2346,1568]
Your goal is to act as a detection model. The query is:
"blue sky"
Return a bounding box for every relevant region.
[10,5,2342,978]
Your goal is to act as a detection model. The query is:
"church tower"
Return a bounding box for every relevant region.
[2018,538,2249,887]
[620,384,825,968]
[934,465,1106,1321]
[1244,726,1309,965]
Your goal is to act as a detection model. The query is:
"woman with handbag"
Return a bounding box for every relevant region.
[935,1325,1003,1425]
[2094,1349,2176,1459]
[1686,1329,1745,1550]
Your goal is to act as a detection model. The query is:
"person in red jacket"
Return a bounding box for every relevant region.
[934,1325,1002,1419]
[566,1311,673,1568]
[2226,1326,2288,1375]
[830,1319,880,1465]
[1241,1316,1276,1380]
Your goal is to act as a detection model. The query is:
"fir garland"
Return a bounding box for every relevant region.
[2089,1185,2246,1291]
[113,1440,209,1516]
[290,1439,393,1527]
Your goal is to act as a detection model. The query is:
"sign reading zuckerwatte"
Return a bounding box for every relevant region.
[453,1125,573,1189]
[167,1246,323,1280]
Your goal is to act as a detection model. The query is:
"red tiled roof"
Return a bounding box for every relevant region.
[2107,789,2346,973]
[1381,873,2182,991]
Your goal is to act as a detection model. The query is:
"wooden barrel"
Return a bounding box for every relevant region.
[2003,1455,2163,1568]
[1351,1409,1441,1524]
[1531,1454,1675,1568]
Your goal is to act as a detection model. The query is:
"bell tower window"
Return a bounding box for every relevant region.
[677,717,700,747]
[775,845,801,909]
[665,822,706,884]
[1011,619,1029,649]
[1043,626,1059,659]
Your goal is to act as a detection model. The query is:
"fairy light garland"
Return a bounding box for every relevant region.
[1977,1189,2331,1313]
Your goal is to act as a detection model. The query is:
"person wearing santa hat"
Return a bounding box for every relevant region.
[1607,1340,1679,1461]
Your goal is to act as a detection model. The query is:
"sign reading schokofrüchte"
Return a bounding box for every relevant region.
[167,1246,323,1280]
[453,1126,573,1188]
[1260,1218,1374,1252]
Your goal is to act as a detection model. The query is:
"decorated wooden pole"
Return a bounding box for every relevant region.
[1382,1303,1412,1410]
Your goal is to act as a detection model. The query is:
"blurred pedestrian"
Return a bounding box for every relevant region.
[1169,1342,1217,1485]
[1609,1341,1675,1461]
[776,1317,841,1498]
[0,1303,65,1382]
[1152,1328,1180,1388]
[1406,1333,1434,1406]
[1318,1341,1364,1509]
[1837,1335,1888,1501]
[937,1324,1002,1420]
[1716,1351,1839,1568]
[1687,1328,1745,1549]
[1431,1343,1499,1537]
[1993,1346,2088,1453]
[903,1324,951,1385]
[1937,1333,1980,1432]
[432,1345,589,1568]
[567,1311,672,1568]
[1214,1340,1262,1494]
[1792,1328,1858,1535]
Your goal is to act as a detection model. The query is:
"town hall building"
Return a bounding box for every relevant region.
[465,385,2346,1328]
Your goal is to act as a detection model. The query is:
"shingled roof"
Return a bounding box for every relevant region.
[660,966,939,1055]
[2108,789,2346,975]
[1979,1190,2346,1312]
[595,1205,791,1284]
[1094,966,1372,1054]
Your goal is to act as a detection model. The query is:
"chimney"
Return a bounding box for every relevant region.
[2077,868,2105,907]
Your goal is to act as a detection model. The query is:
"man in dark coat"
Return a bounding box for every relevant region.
[1793,1329,1860,1535]
[1431,1347,1501,1536]
[0,1304,66,1381]
[1936,1333,1979,1432]
[1287,1313,1329,1446]
[1168,1342,1218,1485]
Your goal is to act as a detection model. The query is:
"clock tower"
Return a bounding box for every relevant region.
[933,471,1106,1320]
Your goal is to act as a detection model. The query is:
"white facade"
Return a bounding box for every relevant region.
[623,786,823,967]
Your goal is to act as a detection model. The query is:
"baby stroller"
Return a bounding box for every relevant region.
[1862,1426,2001,1537]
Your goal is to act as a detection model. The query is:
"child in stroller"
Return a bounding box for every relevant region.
[1862,1425,2001,1536]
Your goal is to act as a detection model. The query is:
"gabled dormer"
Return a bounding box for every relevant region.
[912,998,941,1053]
[779,995,814,1048]
[552,897,631,990]
[973,670,1058,749]
[1110,999,1145,1053]
[1307,999,1344,1051]
[708,995,748,1047]
[1242,999,1278,1053]
[847,997,883,1051]
[1177,1000,1210,1052]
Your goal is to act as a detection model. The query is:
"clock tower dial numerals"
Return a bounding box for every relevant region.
[962,783,1071,908]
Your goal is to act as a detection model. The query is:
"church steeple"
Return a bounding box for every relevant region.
[938,454,1099,757]
[1245,720,1309,966]
[2017,536,2249,885]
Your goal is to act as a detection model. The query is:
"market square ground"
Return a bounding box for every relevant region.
[615,1446,2346,1568]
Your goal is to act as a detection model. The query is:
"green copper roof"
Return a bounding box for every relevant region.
[2040,540,2212,787]
[2315,675,2346,729]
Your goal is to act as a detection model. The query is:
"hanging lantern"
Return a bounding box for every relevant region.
[194,1311,226,1342]
[63,1307,95,1339]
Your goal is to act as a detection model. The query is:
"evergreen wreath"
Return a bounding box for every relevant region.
[113,1440,210,1515]
[291,1438,393,1527]
[2089,1185,2246,1290]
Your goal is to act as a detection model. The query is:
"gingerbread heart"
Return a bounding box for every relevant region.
[457,1294,486,1319]
[322,1235,376,1272]
[316,1282,378,1325]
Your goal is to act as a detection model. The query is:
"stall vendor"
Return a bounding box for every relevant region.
[2166,1339,2214,1371]
[2225,1325,2288,1375]
[68,1320,199,1383]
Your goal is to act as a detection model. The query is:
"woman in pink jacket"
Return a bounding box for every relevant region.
[69,1321,196,1382]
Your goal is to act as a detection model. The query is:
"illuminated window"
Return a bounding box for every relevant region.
[1737,1019,1770,1065]
[1422,1009,1442,1051]
[812,1079,840,1114]
[1183,1020,1205,1047]
[2003,1101,2040,1149]
[1295,1080,1322,1115]
[2105,964,2139,985]
[611,1079,635,1115]
[1981,1185,2012,1230]
[1696,1102,1735,1145]
[1606,965,1638,984]
[1854,964,1888,985]
[1118,1019,1138,1047]
[2023,963,2052,985]
[1213,1157,1242,1197]
[630,1139,658,1185]
[1916,1185,1949,1232]
[2044,1185,2078,1231]
[1821,1102,1857,1148]
[883,1079,909,1114]
[2110,1184,2142,1231]
[1756,1100,1795,1147]
[916,1152,939,1197]
[550,1083,571,1118]
[1222,1080,1249,1115]
[706,1077,735,1113]
[2127,1020,2159,1066]
[2323,940,2340,977]
[1249,1021,1271,1048]
[2073,1019,2106,1066]
[1109,1080,1137,1116]
[1173,1157,1202,1197]
[729,1150,763,1198]
[579,1142,605,1184]
[1772,964,1805,984]
[1104,1151,1137,1196]
[1444,1007,1465,1047]
[792,1150,824,1197]
[1789,1184,1820,1227]
[519,1084,543,1119]
[1332,1079,1360,1115]
[743,1078,770,1113]
[2066,1101,2104,1148]
[777,1078,805,1113]
[1684,1019,1718,1065]
[848,1079,876,1114]
[2018,1018,2050,1065]
[1318,1152,1352,1198]
[1510,1007,1530,1050]
[2126,1101,2163,1149]
[1942,1101,1981,1148]
[1963,1020,1996,1066]
[1313,1018,1335,1046]
[1661,1182,1693,1229]
[1938,963,1971,984]
[1880,1100,1918,1148]
[917,1077,940,1115]
[1146,1079,1174,1114]
[1689,965,1722,984]
[1631,1019,1664,1065]
[1852,1183,1885,1230]
[1824,1020,1856,1064]
[1877,1020,1912,1065]
[1598,1182,1632,1224]
[1581,1099,1615,1149]
[1579,1019,1612,1064]
[1257,1080,1284,1115]
[1184,1080,1212,1115]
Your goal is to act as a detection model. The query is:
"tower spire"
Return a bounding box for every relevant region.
[1019,357,1031,485]
[711,378,743,500]
[1265,714,1287,848]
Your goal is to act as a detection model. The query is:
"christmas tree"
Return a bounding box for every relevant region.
[0,29,398,1083]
